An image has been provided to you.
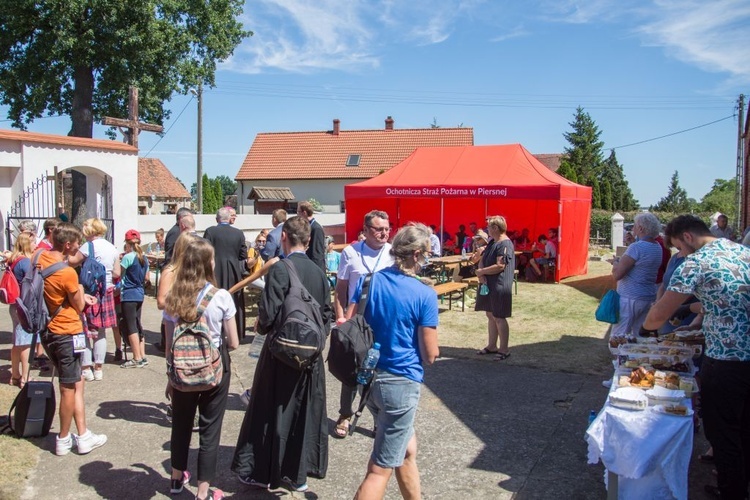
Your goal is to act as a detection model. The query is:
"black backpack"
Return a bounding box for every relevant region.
[268,259,326,371]
[2,334,56,438]
[327,274,374,387]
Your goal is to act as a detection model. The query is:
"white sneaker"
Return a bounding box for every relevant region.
[93,369,103,381]
[76,430,107,454]
[82,368,95,382]
[55,434,74,456]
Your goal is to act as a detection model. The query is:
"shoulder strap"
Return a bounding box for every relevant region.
[88,241,95,259]
[196,285,219,317]
[40,261,68,279]
[281,258,304,290]
[357,273,373,314]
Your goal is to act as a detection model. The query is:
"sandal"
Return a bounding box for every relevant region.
[494,352,511,361]
[10,377,25,389]
[476,348,499,355]
[333,417,350,439]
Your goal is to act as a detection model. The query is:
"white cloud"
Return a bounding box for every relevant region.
[542,0,750,83]
[223,0,474,74]
[490,25,529,42]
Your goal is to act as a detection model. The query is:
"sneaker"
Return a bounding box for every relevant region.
[192,413,200,432]
[170,470,191,494]
[237,476,268,489]
[240,389,251,407]
[138,357,149,367]
[120,360,140,369]
[76,430,107,454]
[55,433,74,456]
[282,476,308,492]
[114,349,123,362]
[82,368,95,381]
[93,369,103,381]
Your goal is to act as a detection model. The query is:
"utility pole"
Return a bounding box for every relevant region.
[736,94,745,231]
[196,84,203,213]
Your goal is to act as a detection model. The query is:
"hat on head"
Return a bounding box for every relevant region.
[125,229,141,242]
[473,229,489,242]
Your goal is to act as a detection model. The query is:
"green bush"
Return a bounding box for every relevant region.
[589,209,713,244]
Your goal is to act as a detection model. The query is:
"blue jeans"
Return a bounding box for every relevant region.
[367,371,421,468]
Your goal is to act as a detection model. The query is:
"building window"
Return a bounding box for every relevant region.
[346,154,361,167]
[340,200,346,213]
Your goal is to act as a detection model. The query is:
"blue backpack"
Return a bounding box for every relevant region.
[80,241,106,299]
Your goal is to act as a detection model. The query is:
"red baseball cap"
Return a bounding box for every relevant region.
[125,229,141,242]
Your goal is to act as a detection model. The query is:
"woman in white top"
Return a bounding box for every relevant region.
[78,218,121,382]
[165,237,238,500]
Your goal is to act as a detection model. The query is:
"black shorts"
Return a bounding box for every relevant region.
[42,333,83,384]
[121,301,144,339]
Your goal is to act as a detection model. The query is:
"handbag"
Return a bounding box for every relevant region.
[595,290,620,324]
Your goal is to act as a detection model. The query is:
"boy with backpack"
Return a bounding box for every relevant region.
[38,222,107,456]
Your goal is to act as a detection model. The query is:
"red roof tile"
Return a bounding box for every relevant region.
[533,153,563,172]
[236,124,474,180]
[0,128,137,152]
[138,158,191,199]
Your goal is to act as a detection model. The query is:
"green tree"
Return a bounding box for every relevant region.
[559,107,605,186]
[591,177,602,209]
[556,162,578,183]
[600,178,613,211]
[653,171,691,213]
[0,0,250,137]
[699,178,737,220]
[201,174,221,214]
[600,150,638,211]
[215,175,238,200]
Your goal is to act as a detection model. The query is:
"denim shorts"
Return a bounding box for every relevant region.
[367,370,421,468]
[42,333,82,384]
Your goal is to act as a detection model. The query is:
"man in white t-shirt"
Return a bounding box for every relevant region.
[332,210,394,438]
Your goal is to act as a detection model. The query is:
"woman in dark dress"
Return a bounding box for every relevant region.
[474,216,515,360]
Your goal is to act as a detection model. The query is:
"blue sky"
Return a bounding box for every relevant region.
[7,0,750,207]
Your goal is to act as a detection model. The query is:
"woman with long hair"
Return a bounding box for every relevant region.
[79,218,120,381]
[6,233,35,388]
[350,223,440,499]
[475,216,515,360]
[165,238,238,500]
[119,230,149,368]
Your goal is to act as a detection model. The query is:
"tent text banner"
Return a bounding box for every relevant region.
[384,187,509,197]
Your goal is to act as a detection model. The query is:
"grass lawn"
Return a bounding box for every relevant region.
[437,259,615,376]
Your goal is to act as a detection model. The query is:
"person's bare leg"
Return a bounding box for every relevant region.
[354,460,393,500]
[72,379,88,435]
[18,346,30,383]
[10,346,21,382]
[113,325,122,351]
[59,379,87,437]
[128,333,143,360]
[495,317,510,354]
[394,435,421,500]
[530,260,542,276]
[485,311,499,351]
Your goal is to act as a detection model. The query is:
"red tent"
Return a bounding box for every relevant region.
[344,144,592,281]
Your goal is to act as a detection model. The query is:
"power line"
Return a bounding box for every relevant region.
[142,96,195,158]
[609,114,736,150]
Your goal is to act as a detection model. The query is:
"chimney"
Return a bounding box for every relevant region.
[333,118,340,136]
[385,116,394,131]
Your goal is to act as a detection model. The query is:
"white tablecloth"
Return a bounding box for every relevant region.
[586,392,693,499]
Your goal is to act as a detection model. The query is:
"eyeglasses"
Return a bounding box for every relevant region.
[367,225,390,234]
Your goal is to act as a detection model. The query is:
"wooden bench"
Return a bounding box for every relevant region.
[433,282,469,311]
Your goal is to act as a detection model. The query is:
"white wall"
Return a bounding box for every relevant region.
[136,213,346,246]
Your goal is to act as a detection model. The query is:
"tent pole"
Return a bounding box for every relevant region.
[440,198,444,252]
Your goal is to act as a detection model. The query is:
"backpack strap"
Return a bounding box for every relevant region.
[87,241,96,260]
[357,274,373,315]
[33,251,69,321]
[281,258,304,291]
[196,285,218,317]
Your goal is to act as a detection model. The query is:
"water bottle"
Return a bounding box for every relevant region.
[357,342,381,385]
[588,410,597,426]
[461,246,467,259]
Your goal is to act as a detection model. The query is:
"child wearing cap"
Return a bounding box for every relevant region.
[120,229,150,368]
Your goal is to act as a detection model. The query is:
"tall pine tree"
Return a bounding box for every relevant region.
[653,171,690,213]
[601,150,638,211]
[559,107,605,188]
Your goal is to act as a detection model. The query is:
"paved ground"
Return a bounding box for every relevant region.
[1,296,713,499]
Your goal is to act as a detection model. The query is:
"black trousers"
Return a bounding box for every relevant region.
[702,357,750,500]
[170,369,230,482]
[339,383,357,418]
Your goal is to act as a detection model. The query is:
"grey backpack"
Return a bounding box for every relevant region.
[15,251,68,334]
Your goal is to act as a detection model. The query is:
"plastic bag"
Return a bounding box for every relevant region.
[595,289,620,324]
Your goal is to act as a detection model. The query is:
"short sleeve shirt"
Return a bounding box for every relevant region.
[196,283,237,348]
[38,252,82,335]
[617,240,663,301]
[338,242,394,304]
[352,267,439,383]
[120,252,149,302]
[669,239,750,361]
